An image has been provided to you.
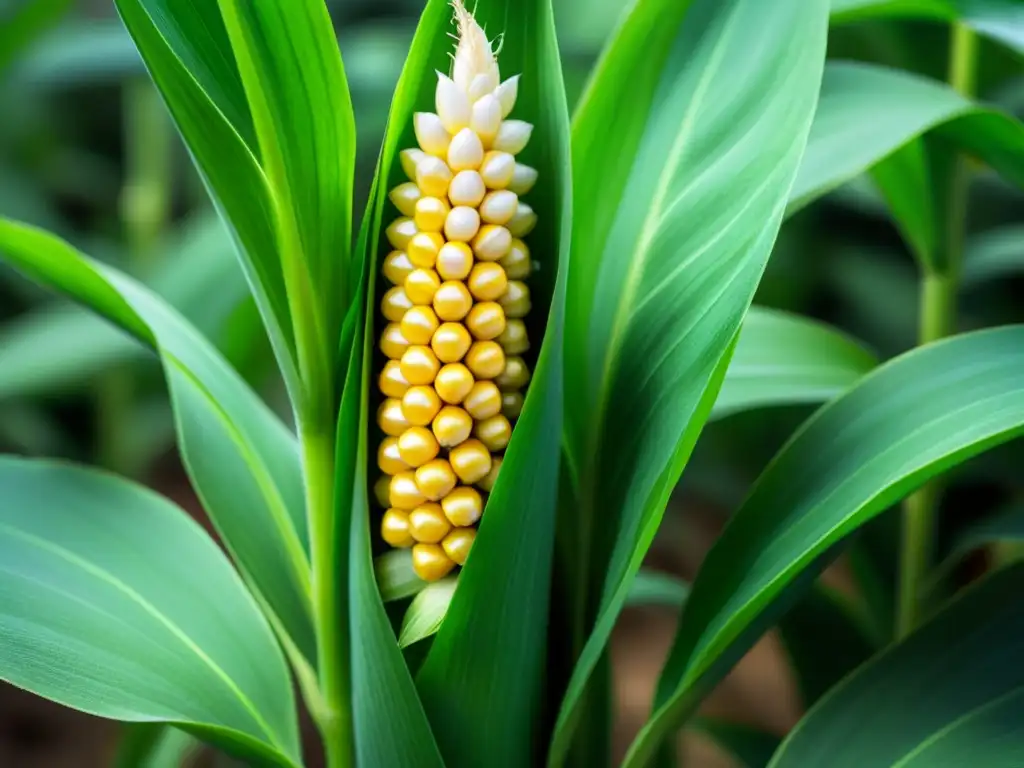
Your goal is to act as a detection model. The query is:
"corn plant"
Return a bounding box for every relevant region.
[4,0,1024,766]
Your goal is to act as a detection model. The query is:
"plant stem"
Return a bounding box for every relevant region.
[896,23,977,639]
[99,78,173,475]
[303,421,352,768]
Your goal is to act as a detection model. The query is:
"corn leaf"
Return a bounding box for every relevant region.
[692,719,780,768]
[0,457,300,767]
[633,326,1024,764]
[399,578,458,649]
[929,502,1024,589]
[830,0,1024,54]
[712,307,877,421]
[770,563,1024,766]
[551,0,829,762]
[0,219,316,673]
[412,2,572,766]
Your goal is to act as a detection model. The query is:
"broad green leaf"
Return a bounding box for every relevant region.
[399,578,458,649]
[553,0,829,762]
[830,0,1024,55]
[789,62,1024,217]
[413,2,572,767]
[376,549,424,603]
[712,307,877,421]
[692,719,780,768]
[636,326,1024,765]
[962,225,1024,286]
[930,503,1024,587]
[776,585,876,707]
[0,214,250,399]
[113,0,299,401]
[0,0,71,74]
[0,219,315,671]
[770,563,1024,766]
[115,724,203,768]
[216,0,356,405]
[0,457,300,767]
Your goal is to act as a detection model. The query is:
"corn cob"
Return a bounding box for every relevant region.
[374,0,536,582]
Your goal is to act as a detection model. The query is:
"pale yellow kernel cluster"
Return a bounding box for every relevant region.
[374,3,537,583]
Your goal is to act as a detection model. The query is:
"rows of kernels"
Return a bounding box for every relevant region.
[375,28,536,582]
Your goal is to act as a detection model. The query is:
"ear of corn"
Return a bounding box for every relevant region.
[375,0,536,582]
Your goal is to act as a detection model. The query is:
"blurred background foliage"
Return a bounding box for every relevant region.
[2,0,1024,764]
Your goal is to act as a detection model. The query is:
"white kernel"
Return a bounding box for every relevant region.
[400,148,426,182]
[416,156,452,198]
[445,206,481,242]
[492,120,533,155]
[495,75,519,118]
[480,151,515,189]
[389,182,422,217]
[471,94,502,146]
[469,72,498,102]
[447,127,484,172]
[449,170,486,207]
[472,225,512,261]
[414,112,451,157]
[507,202,537,237]
[436,72,471,134]
[508,164,538,195]
[479,190,518,225]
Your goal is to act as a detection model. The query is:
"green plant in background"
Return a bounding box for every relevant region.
[3,0,1024,767]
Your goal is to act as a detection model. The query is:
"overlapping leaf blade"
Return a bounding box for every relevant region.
[0,219,315,670]
[0,457,300,767]
[552,0,830,761]
[637,326,1024,763]
[771,564,1024,766]
[712,307,877,421]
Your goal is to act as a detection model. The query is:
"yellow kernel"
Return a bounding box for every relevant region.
[468,262,508,301]
[442,486,483,527]
[479,190,518,225]
[412,543,455,581]
[377,398,409,437]
[408,231,445,269]
[416,458,458,502]
[448,170,486,207]
[383,250,415,285]
[497,319,529,354]
[379,360,410,399]
[449,439,492,484]
[398,426,439,467]
[400,305,440,345]
[405,268,441,305]
[409,503,451,543]
[475,414,512,452]
[400,148,426,181]
[463,380,502,420]
[402,385,442,427]
[480,151,515,189]
[390,471,426,510]
[447,127,484,171]
[386,217,417,250]
[414,196,450,233]
[374,475,392,507]
[465,340,506,380]
[389,182,421,217]
[433,281,473,321]
[377,436,409,475]
[380,323,410,360]
[500,239,531,279]
[400,345,441,386]
[465,301,506,340]
[433,405,473,448]
[436,241,474,281]
[381,286,413,323]
[431,322,472,363]
[435,362,474,404]
[501,391,524,420]
[496,355,531,390]
[445,206,481,242]
[507,202,537,237]
[381,508,414,548]
[478,457,501,492]
[472,224,512,262]
[499,280,531,318]
[416,155,452,197]
[442,527,476,565]
[414,112,451,157]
